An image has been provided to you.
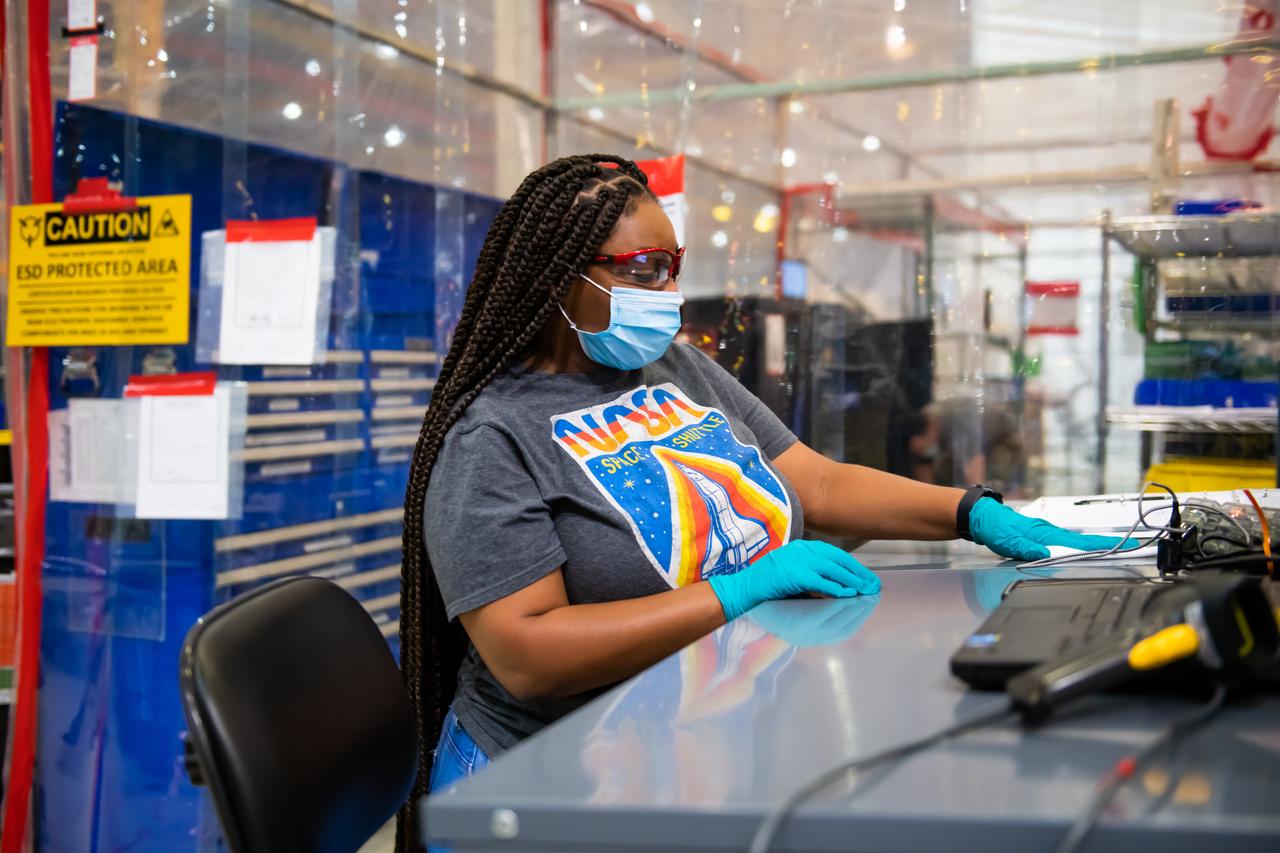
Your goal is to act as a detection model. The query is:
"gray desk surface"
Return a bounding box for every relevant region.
[424,557,1280,852]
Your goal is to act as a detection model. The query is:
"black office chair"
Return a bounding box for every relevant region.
[179,576,416,853]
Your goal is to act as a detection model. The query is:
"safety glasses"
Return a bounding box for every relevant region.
[591,246,685,287]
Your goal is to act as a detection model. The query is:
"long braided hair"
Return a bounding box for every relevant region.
[396,154,655,848]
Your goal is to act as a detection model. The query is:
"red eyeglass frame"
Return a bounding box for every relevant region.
[591,246,686,281]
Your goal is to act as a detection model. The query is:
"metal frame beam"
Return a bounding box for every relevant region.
[838,158,1278,198]
[559,39,1280,111]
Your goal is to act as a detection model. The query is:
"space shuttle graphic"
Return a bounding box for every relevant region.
[669,458,769,576]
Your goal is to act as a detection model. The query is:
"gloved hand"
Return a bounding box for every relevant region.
[707,540,881,621]
[968,497,1140,562]
[746,597,879,647]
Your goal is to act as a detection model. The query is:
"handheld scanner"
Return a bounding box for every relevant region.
[1006,572,1279,719]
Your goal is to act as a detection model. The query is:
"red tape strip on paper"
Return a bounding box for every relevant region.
[1025,280,1081,297]
[226,217,317,243]
[123,371,218,397]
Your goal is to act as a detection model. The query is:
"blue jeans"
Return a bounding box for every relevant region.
[429,706,490,793]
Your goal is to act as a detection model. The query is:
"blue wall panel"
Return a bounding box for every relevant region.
[38,103,501,851]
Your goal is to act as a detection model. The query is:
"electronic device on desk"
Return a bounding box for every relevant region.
[951,571,1280,719]
[1166,497,1280,572]
[1025,483,1280,577]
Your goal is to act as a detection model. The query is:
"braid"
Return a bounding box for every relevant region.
[396,155,653,851]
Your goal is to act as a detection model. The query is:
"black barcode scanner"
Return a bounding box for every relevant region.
[1007,572,1280,720]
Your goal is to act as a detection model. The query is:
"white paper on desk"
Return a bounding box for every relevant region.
[135,387,232,519]
[218,233,322,364]
[1044,537,1161,561]
[49,399,137,504]
[1018,494,1175,532]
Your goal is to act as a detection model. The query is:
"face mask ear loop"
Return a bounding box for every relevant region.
[579,272,611,295]
[559,274,610,331]
[557,302,580,331]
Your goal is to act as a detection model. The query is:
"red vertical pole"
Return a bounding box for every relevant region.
[2,0,52,848]
[539,0,554,164]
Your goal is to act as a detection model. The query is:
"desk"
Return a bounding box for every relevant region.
[423,560,1280,852]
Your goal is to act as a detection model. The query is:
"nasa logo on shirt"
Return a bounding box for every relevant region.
[550,383,792,588]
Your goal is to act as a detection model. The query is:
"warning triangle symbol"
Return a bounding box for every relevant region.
[154,209,181,237]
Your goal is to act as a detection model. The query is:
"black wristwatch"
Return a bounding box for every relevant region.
[956,484,1003,541]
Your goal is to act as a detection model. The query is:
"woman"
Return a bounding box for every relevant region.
[396,155,1121,843]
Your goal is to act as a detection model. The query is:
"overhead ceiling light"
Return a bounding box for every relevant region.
[832,226,850,243]
[823,170,840,184]
[862,134,882,152]
[384,125,406,147]
[789,99,805,115]
[712,204,733,223]
[587,107,605,121]
[375,43,399,59]
[720,190,736,204]
[395,23,408,38]
[395,11,407,21]
[156,49,169,62]
[634,2,655,23]
[780,147,798,168]
[281,102,303,120]
[711,230,729,248]
[579,20,588,32]
[305,59,321,77]
[894,0,906,10]
[885,24,906,50]
[693,17,703,28]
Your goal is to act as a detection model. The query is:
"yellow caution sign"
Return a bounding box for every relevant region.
[7,194,191,346]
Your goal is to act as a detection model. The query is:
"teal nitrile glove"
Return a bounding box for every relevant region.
[968,497,1141,562]
[746,597,879,648]
[707,540,881,622]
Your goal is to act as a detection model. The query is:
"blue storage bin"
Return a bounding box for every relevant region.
[1174,198,1262,215]
[1134,378,1278,408]
[1166,294,1280,314]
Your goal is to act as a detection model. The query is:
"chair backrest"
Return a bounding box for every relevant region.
[179,576,416,853]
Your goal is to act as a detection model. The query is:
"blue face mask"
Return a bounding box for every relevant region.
[560,273,684,370]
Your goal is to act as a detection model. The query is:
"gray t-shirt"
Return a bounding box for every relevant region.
[424,343,802,757]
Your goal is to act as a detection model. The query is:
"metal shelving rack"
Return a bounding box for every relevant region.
[1100,212,1280,489]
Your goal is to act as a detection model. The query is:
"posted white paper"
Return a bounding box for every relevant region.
[658,191,686,246]
[135,386,232,519]
[48,409,72,501]
[218,232,322,364]
[68,37,98,102]
[49,399,136,504]
[67,0,97,31]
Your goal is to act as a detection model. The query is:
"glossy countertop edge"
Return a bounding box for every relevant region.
[424,563,1280,849]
